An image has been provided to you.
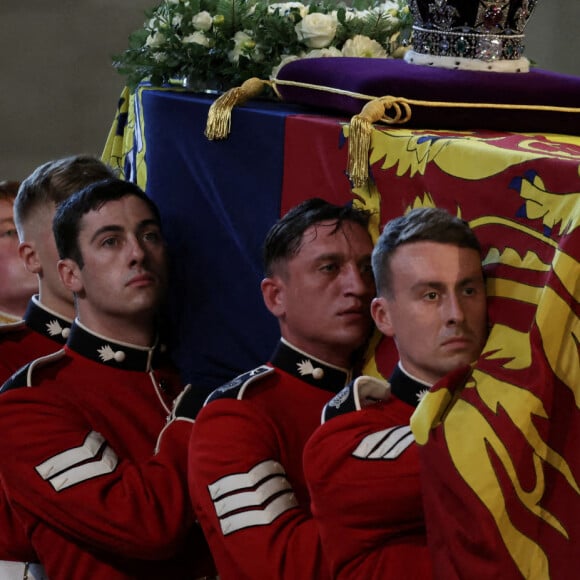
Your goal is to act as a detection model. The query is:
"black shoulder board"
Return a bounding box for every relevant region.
[322,375,390,424]
[322,382,357,423]
[205,365,274,404]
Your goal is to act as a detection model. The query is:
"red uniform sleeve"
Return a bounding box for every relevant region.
[0,490,37,560]
[303,402,433,579]
[0,389,193,561]
[189,399,329,580]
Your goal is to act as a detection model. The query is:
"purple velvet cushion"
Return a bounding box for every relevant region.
[275,58,580,135]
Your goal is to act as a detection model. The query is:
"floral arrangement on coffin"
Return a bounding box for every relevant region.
[113,0,413,92]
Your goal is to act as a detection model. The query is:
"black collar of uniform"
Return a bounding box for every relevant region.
[270,339,352,394]
[389,363,431,408]
[24,295,73,345]
[66,320,163,372]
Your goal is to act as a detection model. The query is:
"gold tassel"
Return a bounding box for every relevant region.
[347,97,412,188]
[205,77,268,140]
[347,99,386,188]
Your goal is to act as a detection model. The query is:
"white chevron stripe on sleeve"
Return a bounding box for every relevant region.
[207,459,298,535]
[213,474,292,517]
[47,445,119,491]
[219,491,298,535]
[352,425,414,460]
[208,459,285,499]
[35,431,106,479]
[35,430,119,491]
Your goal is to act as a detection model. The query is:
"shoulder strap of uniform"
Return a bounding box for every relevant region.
[204,365,274,404]
[322,375,391,423]
[0,349,65,394]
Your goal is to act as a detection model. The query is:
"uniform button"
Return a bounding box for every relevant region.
[114,350,126,363]
[62,327,71,339]
[312,367,324,380]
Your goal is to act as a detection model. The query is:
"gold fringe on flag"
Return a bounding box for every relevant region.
[205,77,269,140]
[347,96,412,188]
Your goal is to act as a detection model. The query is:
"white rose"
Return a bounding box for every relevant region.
[305,46,342,58]
[295,13,337,49]
[228,31,254,63]
[182,31,210,46]
[268,3,308,18]
[341,35,387,58]
[192,11,213,31]
[145,31,166,48]
[172,14,183,27]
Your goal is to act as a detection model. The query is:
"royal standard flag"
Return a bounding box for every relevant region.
[406,139,580,579]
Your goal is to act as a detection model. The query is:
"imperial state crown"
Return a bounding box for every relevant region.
[404,0,540,72]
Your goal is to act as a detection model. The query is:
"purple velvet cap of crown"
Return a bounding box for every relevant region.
[275,57,580,135]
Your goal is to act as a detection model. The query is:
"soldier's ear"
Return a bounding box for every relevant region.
[57,259,83,294]
[261,276,285,318]
[371,296,395,337]
[19,241,41,275]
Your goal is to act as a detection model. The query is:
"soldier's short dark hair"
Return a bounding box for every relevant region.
[263,198,373,277]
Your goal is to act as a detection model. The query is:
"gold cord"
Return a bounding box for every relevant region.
[204,75,580,187]
[271,78,580,187]
[271,78,580,115]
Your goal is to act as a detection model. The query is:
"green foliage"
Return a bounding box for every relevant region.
[113,0,413,92]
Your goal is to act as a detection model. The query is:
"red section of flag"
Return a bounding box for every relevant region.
[280,115,353,216]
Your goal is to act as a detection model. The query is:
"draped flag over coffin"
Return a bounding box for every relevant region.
[356,129,580,580]
[103,95,580,563]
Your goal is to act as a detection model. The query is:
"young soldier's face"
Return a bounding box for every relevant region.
[264,220,375,368]
[66,195,167,327]
[372,241,488,385]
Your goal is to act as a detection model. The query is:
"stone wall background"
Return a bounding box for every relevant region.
[1,0,578,180]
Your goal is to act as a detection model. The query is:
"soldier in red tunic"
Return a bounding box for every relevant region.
[303,208,489,579]
[189,198,376,579]
[0,179,213,579]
